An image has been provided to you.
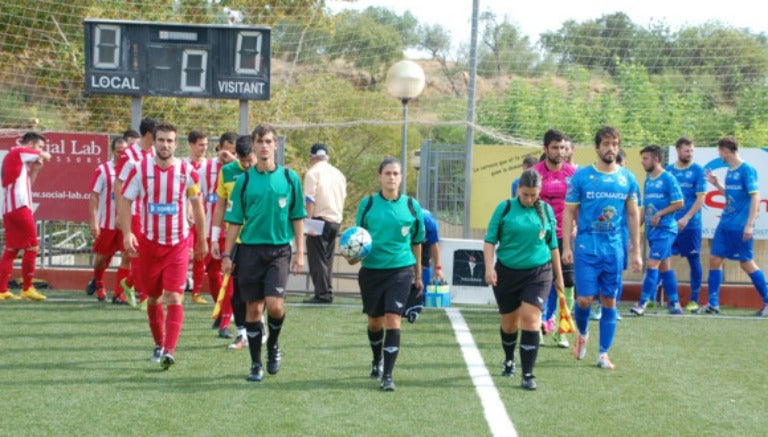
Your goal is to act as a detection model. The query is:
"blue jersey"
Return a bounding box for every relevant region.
[422,209,439,245]
[511,178,520,197]
[666,162,706,229]
[719,162,759,231]
[643,170,683,234]
[566,164,640,258]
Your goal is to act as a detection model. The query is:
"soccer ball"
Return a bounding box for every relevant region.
[339,226,373,260]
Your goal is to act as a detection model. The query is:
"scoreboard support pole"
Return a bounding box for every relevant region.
[131,96,142,131]
[238,99,249,135]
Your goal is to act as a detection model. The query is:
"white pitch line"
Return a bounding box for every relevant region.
[445,307,517,437]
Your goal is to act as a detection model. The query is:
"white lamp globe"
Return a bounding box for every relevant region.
[386,60,426,99]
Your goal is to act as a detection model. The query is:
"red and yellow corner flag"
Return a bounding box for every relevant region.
[211,274,230,320]
[556,287,576,334]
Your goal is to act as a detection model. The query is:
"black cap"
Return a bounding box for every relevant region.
[310,143,329,158]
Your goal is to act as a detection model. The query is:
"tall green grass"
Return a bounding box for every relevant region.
[0,291,765,436]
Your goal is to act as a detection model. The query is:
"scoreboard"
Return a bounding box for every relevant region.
[83,19,271,100]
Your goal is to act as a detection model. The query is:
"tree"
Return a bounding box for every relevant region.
[540,12,640,75]
[477,11,539,77]
[328,8,417,88]
[364,7,420,48]
[419,23,466,97]
[673,23,768,101]
[272,20,331,63]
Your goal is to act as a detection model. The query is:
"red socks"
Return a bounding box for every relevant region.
[21,250,37,290]
[219,279,234,329]
[0,249,18,290]
[115,267,130,297]
[164,304,184,355]
[147,302,165,348]
[192,259,205,295]
[147,301,184,355]
[93,267,106,288]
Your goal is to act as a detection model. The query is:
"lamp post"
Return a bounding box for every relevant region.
[386,60,425,194]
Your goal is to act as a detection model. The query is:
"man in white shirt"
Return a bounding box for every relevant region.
[303,143,347,304]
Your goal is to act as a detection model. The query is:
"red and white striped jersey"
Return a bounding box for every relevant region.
[116,143,155,216]
[197,157,221,239]
[1,147,41,215]
[89,161,117,230]
[184,157,204,231]
[121,158,201,246]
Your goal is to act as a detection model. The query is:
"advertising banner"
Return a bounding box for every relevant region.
[0,131,110,222]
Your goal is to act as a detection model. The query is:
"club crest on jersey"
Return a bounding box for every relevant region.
[591,205,618,231]
[207,193,218,203]
[401,226,410,237]
[278,197,287,208]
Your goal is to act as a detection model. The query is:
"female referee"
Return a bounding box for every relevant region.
[347,157,424,392]
[483,168,564,390]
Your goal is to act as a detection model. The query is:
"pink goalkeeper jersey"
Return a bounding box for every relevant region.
[121,158,200,246]
[116,143,155,216]
[90,161,117,230]
[2,147,41,215]
[532,160,577,239]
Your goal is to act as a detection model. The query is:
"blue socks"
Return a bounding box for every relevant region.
[748,270,768,304]
[640,268,659,304]
[574,304,590,335]
[688,255,702,302]
[598,306,617,354]
[708,269,723,307]
[660,270,679,304]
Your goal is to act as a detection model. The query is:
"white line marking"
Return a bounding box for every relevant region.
[446,307,517,437]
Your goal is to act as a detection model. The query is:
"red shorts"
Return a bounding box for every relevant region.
[139,235,190,298]
[93,228,123,256]
[2,207,38,249]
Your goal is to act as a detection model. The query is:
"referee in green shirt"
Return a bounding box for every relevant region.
[222,125,307,383]
[349,157,425,392]
[484,169,564,390]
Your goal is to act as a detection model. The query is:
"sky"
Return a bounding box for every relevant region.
[328,0,768,51]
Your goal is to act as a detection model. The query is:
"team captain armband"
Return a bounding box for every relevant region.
[186,184,201,198]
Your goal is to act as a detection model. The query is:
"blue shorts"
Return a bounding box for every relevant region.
[711,227,753,261]
[672,227,702,257]
[646,229,676,261]
[574,252,623,299]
